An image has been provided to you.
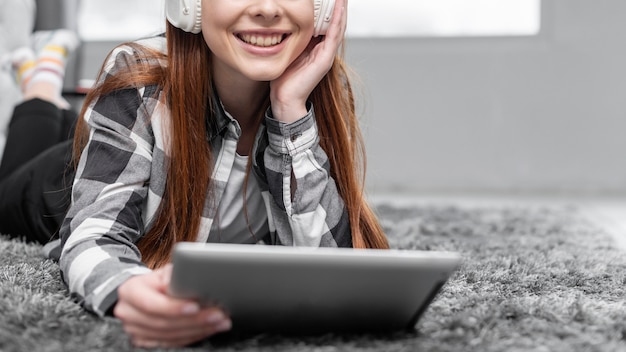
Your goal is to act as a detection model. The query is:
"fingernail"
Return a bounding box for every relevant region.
[181,303,200,314]
[215,319,232,332]
[206,311,225,324]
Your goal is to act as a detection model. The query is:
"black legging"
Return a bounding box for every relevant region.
[0,98,76,244]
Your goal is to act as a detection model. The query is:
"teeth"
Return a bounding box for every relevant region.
[239,34,284,47]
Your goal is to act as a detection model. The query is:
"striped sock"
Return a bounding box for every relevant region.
[10,47,36,94]
[29,30,79,96]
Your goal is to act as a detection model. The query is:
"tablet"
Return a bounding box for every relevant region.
[169,242,462,334]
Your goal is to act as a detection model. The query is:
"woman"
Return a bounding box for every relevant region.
[47,0,387,348]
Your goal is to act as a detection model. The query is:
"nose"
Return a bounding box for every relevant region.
[248,0,284,22]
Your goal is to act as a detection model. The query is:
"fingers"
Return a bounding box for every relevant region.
[119,302,232,347]
[310,0,346,66]
[124,316,230,346]
[155,263,173,286]
[325,0,347,41]
[114,272,232,348]
[117,267,201,318]
[116,298,229,333]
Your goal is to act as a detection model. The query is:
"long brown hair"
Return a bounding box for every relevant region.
[74,23,388,269]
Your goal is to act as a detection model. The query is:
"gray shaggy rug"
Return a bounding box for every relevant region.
[0,203,624,352]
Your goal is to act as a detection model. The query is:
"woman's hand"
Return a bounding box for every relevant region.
[269,0,348,123]
[113,264,232,348]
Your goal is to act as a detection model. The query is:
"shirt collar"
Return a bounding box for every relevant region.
[205,87,239,141]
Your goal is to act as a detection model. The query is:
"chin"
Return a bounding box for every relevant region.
[242,69,284,82]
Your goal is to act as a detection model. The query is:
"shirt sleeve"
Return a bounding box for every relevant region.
[259,103,353,248]
[57,48,161,317]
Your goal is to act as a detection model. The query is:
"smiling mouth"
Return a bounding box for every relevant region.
[237,33,288,47]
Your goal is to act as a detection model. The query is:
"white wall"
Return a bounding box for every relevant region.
[347,0,626,197]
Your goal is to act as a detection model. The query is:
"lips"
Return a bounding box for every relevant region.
[237,33,289,47]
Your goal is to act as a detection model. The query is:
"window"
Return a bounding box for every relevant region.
[76,0,541,41]
[347,0,541,37]
[77,0,165,41]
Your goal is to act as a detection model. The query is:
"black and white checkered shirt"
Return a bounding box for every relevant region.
[43,36,352,316]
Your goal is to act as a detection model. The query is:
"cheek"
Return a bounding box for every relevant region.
[285,2,316,33]
[292,36,312,61]
[201,14,232,53]
[201,29,222,56]
[302,5,317,33]
[200,3,233,36]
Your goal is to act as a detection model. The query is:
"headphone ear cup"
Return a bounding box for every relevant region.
[313,0,336,37]
[166,0,202,34]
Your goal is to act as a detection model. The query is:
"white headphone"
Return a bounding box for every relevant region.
[166,0,335,37]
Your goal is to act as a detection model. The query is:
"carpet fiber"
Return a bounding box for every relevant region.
[1,204,624,351]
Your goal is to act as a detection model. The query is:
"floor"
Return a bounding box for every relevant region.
[370,193,626,251]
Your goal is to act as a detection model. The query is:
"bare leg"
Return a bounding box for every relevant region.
[22,80,63,107]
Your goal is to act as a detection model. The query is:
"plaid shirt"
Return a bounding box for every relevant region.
[43,36,352,316]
